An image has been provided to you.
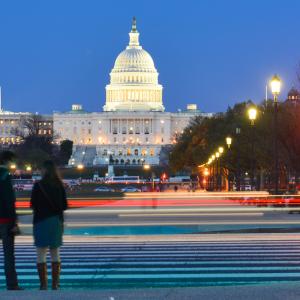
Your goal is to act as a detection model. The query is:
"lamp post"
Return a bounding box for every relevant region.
[207,158,212,190]
[235,127,242,190]
[218,147,224,190]
[225,137,232,190]
[215,152,220,191]
[143,164,154,191]
[270,74,281,194]
[211,155,216,190]
[248,107,257,191]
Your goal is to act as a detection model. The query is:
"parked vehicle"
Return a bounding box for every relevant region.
[121,186,141,192]
[94,186,115,192]
[106,175,141,184]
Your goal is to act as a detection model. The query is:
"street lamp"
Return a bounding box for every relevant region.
[248,107,257,190]
[270,74,281,98]
[270,74,281,194]
[77,164,84,170]
[143,164,154,191]
[226,137,232,149]
[25,165,32,172]
[77,164,84,181]
[248,107,257,125]
[10,164,16,171]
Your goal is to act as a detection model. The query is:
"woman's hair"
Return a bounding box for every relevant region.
[42,160,63,186]
[0,151,16,165]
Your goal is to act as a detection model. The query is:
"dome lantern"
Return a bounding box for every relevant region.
[128,17,141,49]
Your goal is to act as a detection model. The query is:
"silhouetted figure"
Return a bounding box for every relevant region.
[30,160,68,290]
[0,151,23,290]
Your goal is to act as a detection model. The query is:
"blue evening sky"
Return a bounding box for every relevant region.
[0,0,299,114]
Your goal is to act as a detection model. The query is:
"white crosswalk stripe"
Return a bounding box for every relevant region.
[1,240,300,289]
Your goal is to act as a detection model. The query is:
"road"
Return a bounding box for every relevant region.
[18,192,300,234]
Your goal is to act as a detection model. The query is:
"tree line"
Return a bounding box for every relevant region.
[169,99,300,191]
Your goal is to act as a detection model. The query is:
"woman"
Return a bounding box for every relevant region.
[30,160,67,290]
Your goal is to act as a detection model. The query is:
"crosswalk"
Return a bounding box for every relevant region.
[1,240,300,289]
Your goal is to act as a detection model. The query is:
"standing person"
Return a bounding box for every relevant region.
[30,160,67,290]
[0,151,22,290]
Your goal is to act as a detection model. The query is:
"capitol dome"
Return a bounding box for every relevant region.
[113,48,156,73]
[104,18,164,112]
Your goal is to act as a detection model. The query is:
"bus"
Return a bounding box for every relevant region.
[105,176,141,184]
[169,176,191,183]
[12,179,35,191]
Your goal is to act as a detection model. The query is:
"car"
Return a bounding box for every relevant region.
[121,186,141,192]
[94,186,115,192]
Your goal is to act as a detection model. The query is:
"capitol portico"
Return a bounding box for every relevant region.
[53,18,212,166]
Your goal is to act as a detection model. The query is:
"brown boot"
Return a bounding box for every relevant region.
[37,263,48,290]
[51,262,61,290]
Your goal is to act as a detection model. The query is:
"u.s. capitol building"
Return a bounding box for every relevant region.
[54,18,212,166]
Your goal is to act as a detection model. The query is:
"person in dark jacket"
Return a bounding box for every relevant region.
[30,160,67,290]
[0,151,22,290]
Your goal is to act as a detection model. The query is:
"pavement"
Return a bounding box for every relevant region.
[2,235,300,294]
[1,283,300,300]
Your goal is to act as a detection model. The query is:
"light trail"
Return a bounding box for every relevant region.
[59,207,300,214]
[119,212,264,217]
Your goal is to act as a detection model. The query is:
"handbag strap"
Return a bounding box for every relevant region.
[38,182,58,211]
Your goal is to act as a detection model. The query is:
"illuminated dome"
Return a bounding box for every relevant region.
[113,49,156,74]
[104,18,164,112]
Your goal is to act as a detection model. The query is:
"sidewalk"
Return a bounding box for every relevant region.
[1,283,300,300]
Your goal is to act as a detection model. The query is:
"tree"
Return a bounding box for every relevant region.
[58,140,73,165]
[12,115,56,170]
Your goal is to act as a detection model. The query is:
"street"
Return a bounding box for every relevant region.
[18,192,300,234]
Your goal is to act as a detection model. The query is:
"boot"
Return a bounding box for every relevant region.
[37,263,48,290]
[51,262,61,290]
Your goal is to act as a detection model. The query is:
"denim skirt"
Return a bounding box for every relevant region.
[33,215,63,248]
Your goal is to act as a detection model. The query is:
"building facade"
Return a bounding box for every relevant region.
[0,110,30,145]
[0,109,53,146]
[53,19,212,166]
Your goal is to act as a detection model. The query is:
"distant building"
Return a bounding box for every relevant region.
[0,108,53,146]
[285,87,300,105]
[34,115,53,137]
[53,18,212,166]
[0,110,30,145]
